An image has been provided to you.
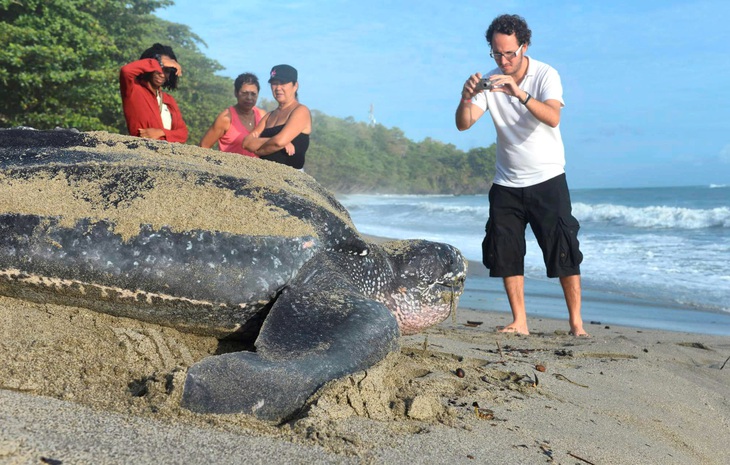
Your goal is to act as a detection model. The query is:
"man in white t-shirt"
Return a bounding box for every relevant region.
[455,14,587,337]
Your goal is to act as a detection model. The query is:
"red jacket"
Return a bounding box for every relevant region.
[119,58,188,143]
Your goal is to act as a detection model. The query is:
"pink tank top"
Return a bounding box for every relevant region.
[217,106,263,157]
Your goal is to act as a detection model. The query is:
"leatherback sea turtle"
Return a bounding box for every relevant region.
[0,128,467,423]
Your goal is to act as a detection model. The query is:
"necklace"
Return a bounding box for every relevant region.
[237,108,255,128]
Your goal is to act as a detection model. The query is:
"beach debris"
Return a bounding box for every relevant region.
[450,281,458,323]
[553,373,588,388]
[465,320,483,327]
[538,440,554,460]
[567,451,597,465]
[720,355,730,370]
[495,371,539,388]
[40,458,63,465]
[678,342,712,350]
[589,320,601,325]
[535,364,546,372]
[455,368,466,378]
[423,335,429,351]
[554,349,574,357]
[478,343,547,358]
[580,352,637,360]
[472,401,494,420]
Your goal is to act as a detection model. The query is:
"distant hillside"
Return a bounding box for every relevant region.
[304,111,496,195]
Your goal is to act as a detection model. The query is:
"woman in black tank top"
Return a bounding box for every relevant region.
[243,64,312,169]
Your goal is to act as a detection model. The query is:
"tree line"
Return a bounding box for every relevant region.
[0,0,495,195]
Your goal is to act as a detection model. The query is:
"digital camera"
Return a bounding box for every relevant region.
[479,77,495,90]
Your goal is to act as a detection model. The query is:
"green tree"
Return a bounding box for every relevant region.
[0,0,148,129]
[305,111,496,195]
[0,0,231,142]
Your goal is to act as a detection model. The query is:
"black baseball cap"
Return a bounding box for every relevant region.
[268,64,297,84]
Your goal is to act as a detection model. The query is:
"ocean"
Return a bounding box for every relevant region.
[337,185,730,336]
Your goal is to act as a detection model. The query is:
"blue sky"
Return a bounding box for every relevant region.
[156,0,730,189]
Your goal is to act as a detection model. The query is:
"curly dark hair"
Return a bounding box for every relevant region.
[140,43,178,61]
[234,73,260,94]
[139,43,179,91]
[485,14,532,47]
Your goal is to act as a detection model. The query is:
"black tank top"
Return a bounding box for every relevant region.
[259,125,309,169]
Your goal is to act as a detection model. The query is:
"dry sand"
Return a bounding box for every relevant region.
[2,291,729,465]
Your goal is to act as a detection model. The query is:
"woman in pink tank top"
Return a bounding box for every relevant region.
[199,73,266,157]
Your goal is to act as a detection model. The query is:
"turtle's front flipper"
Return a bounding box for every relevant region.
[181,288,399,423]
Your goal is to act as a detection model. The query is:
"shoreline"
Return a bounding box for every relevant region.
[462,260,730,336]
[2,295,730,464]
[366,235,730,336]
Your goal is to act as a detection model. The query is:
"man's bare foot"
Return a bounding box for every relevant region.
[497,323,529,335]
[569,326,590,338]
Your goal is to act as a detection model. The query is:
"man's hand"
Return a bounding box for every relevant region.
[483,74,527,102]
[461,73,483,100]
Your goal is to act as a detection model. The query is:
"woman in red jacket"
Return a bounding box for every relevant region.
[119,43,188,143]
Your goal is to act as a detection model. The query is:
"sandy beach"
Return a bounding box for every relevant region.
[2,280,729,464]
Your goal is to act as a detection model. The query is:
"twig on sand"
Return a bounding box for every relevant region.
[553,373,589,388]
[567,451,596,465]
[497,341,505,360]
[720,355,730,370]
[450,283,457,324]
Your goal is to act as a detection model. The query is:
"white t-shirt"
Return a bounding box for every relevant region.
[473,56,566,188]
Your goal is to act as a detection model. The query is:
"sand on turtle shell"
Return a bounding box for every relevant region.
[0,131,361,241]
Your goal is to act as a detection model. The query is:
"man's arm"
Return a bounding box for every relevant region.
[515,90,562,128]
[455,73,486,131]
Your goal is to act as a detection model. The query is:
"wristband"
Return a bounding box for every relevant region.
[461,98,472,104]
[521,93,531,105]
[154,54,163,67]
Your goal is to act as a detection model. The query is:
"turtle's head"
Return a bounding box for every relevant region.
[379,240,467,335]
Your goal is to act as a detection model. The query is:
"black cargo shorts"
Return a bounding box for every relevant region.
[481,173,583,278]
